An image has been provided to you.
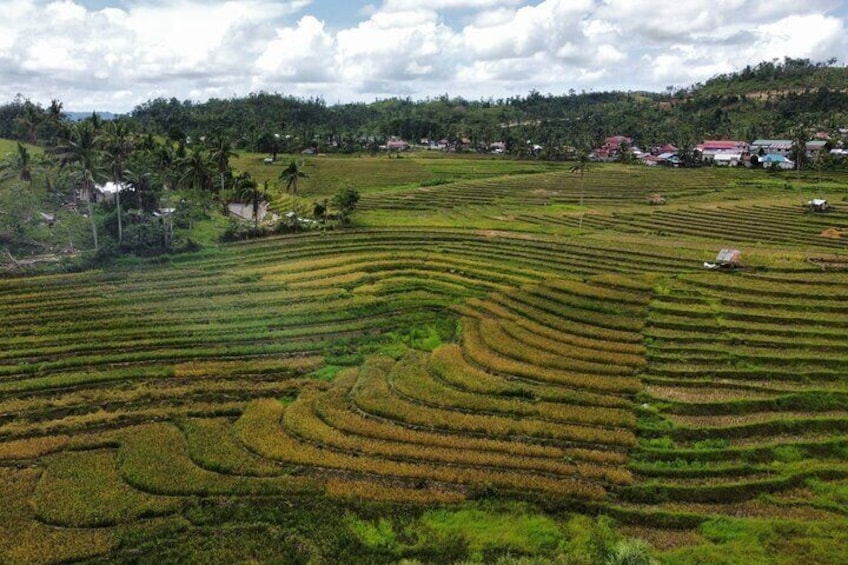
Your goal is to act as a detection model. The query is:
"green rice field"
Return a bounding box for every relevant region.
[3,153,848,563]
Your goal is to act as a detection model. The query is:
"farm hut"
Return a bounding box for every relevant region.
[646,193,666,205]
[808,198,829,212]
[227,202,269,222]
[93,181,127,203]
[716,248,741,266]
[705,248,741,269]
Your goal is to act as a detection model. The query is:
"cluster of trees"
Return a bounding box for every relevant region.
[3,59,848,162]
[0,104,364,265]
[114,59,848,158]
[698,58,844,97]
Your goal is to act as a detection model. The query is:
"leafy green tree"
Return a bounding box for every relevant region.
[255,132,281,159]
[333,187,360,225]
[313,199,327,221]
[0,183,38,249]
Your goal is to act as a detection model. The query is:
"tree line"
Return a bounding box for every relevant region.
[3,58,848,157]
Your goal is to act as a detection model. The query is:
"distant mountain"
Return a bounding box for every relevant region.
[65,111,120,122]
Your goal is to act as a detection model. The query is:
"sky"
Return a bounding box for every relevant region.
[1,0,847,113]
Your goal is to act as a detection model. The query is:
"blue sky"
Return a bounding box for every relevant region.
[2,0,847,112]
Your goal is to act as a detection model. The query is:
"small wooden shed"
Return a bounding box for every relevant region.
[715,248,741,267]
[704,248,741,270]
[808,199,829,212]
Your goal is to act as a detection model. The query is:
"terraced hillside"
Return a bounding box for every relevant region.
[3,161,848,563]
[358,166,731,211]
[530,202,848,249]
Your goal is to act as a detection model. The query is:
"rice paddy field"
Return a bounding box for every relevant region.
[3,152,848,563]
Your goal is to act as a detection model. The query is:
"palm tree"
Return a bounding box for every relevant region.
[209,137,237,193]
[233,174,269,230]
[16,102,41,144]
[54,121,105,250]
[570,150,590,228]
[178,147,213,192]
[280,159,308,203]
[103,122,136,245]
[152,141,177,190]
[0,142,33,187]
[45,99,65,146]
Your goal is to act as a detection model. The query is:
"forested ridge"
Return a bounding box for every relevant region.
[4,58,848,155]
[125,59,848,154]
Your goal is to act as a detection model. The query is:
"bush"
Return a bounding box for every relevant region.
[605,539,656,565]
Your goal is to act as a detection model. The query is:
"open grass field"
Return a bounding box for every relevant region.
[3,152,848,563]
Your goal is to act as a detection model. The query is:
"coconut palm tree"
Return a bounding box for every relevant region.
[280,159,308,201]
[0,142,34,187]
[178,147,214,192]
[209,137,237,193]
[151,141,178,190]
[103,122,136,245]
[54,121,106,250]
[233,174,269,230]
[570,150,590,228]
[16,102,41,144]
[44,99,65,146]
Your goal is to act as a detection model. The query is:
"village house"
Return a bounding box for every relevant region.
[805,140,828,158]
[384,139,410,152]
[592,135,633,160]
[750,139,793,156]
[695,140,748,163]
[712,153,742,166]
[759,153,795,170]
[656,152,680,166]
[652,143,678,155]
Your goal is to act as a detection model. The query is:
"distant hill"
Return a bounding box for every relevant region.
[693,58,848,98]
[65,111,120,122]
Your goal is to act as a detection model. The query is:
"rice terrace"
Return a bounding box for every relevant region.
[4,143,848,564]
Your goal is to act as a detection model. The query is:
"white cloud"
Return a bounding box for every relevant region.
[336,9,458,88]
[0,0,846,112]
[255,16,336,82]
[381,0,522,11]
